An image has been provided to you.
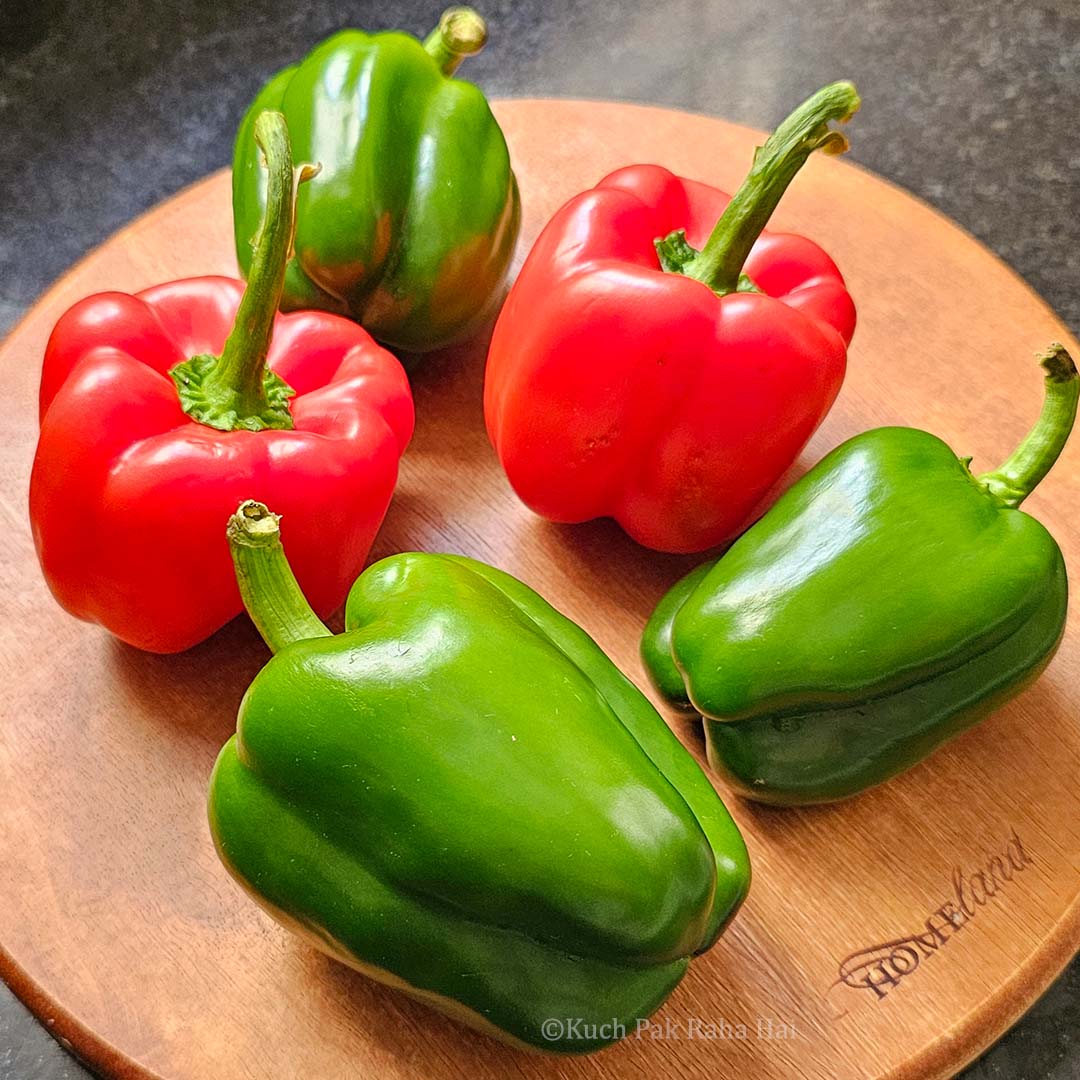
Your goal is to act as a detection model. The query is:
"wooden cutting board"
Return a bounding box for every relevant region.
[2,99,1078,1080]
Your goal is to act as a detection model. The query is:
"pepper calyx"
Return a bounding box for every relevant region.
[171,354,295,432]
[654,229,762,295]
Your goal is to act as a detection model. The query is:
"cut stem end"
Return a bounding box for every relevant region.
[424,6,487,75]
[227,500,283,548]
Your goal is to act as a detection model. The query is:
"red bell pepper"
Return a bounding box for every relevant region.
[485,82,859,553]
[30,112,413,653]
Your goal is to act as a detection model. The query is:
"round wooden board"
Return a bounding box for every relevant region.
[2,99,1079,1080]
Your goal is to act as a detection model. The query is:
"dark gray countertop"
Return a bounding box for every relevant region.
[2,1,1078,1077]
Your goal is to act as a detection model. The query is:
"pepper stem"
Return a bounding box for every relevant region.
[169,112,319,432]
[227,501,331,653]
[423,7,487,76]
[978,344,1079,508]
[657,81,860,296]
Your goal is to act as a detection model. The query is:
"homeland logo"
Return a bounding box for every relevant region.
[834,829,1033,1000]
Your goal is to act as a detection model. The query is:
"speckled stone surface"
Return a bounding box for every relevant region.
[1,1,1078,1077]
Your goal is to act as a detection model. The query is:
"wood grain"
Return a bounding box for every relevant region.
[1,99,1078,1080]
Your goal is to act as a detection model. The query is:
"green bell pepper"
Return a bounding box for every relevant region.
[209,501,749,1053]
[642,345,1077,806]
[232,7,520,354]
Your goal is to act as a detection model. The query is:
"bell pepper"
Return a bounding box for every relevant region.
[484,82,859,553]
[233,7,520,354]
[30,112,413,653]
[209,500,750,1053]
[642,346,1077,805]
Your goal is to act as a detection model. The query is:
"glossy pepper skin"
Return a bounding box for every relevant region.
[642,347,1078,805]
[485,83,858,553]
[233,7,520,354]
[30,114,413,653]
[209,502,750,1053]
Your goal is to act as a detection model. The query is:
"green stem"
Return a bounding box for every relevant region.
[227,500,331,653]
[658,81,860,296]
[170,112,318,432]
[423,6,487,76]
[979,344,1079,508]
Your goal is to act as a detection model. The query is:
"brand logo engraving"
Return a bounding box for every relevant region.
[834,829,1032,1000]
